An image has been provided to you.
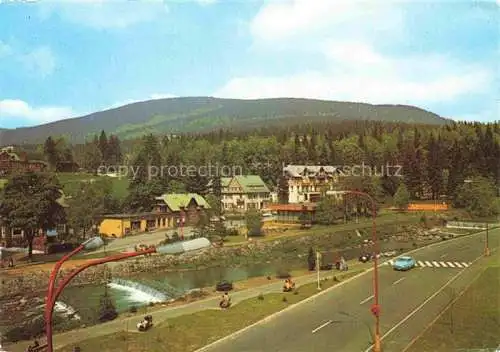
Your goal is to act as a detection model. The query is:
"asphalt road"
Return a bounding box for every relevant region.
[84,227,196,254]
[198,227,500,352]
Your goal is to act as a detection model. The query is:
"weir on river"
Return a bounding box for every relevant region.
[108,278,183,303]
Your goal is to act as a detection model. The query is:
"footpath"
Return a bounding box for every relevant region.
[8,261,368,352]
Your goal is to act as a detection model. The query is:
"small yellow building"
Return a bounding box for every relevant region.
[98,212,174,238]
[98,193,211,238]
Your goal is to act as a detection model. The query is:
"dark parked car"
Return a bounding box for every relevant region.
[216,280,233,292]
[320,263,333,270]
[359,254,371,263]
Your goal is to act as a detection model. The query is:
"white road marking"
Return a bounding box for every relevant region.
[432,261,440,267]
[359,295,374,305]
[455,262,463,268]
[312,320,332,333]
[363,254,482,352]
[439,262,447,267]
[392,278,405,286]
[424,261,432,267]
[462,262,469,267]
[440,254,447,258]
[447,262,455,267]
[418,261,425,267]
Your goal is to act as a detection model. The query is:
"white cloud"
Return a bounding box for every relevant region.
[0,41,56,78]
[19,46,56,78]
[108,93,177,110]
[214,0,494,111]
[0,41,13,58]
[0,99,77,124]
[196,0,217,5]
[215,41,491,105]
[40,0,169,29]
[250,0,404,45]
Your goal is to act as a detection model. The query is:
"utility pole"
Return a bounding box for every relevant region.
[485,223,490,256]
[316,251,321,290]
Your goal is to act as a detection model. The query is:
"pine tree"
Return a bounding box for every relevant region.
[98,285,118,322]
[307,247,315,271]
[277,173,289,204]
[107,135,122,164]
[426,133,443,199]
[293,134,301,163]
[318,143,329,165]
[393,182,410,210]
[43,136,58,170]
[308,133,318,163]
[98,130,108,165]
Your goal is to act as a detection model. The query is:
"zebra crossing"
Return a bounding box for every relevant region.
[384,259,472,268]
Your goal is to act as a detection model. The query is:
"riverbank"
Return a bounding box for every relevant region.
[6,267,366,352]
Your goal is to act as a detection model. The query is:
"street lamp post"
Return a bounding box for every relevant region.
[340,190,381,352]
[316,251,322,290]
[44,237,173,352]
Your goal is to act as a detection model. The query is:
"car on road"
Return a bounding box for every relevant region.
[216,280,233,292]
[392,256,416,271]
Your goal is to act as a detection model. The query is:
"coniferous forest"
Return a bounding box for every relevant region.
[19,119,500,217]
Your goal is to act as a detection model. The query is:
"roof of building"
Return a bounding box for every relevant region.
[0,149,47,165]
[222,175,270,193]
[98,212,166,219]
[221,177,231,187]
[0,150,21,161]
[283,165,339,178]
[155,193,211,211]
[266,203,317,211]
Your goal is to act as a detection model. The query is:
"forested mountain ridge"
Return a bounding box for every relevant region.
[0,97,450,145]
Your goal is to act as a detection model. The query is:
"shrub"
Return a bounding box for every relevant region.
[98,288,118,323]
[226,228,239,236]
[171,232,180,242]
[129,306,137,313]
[257,293,264,300]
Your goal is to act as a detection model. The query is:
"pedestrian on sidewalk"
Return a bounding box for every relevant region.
[340,256,347,271]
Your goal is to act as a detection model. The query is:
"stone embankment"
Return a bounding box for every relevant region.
[0,224,448,298]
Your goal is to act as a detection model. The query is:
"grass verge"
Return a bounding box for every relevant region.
[406,256,499,352]
[56,270,363,352]
[57,172,129,199]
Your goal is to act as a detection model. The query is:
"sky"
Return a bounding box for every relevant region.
[0,0,498,129]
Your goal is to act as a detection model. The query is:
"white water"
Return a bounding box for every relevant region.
[107,281,167,304]
[54,301,81,320]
